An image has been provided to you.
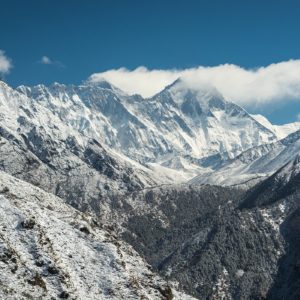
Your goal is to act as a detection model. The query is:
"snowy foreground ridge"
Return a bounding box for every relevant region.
[0,171,194,299]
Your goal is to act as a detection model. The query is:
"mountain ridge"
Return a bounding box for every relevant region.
[11,79,299,180]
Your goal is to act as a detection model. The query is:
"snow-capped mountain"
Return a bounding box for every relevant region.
[12,78,300,184]
[2,77,300,190]
[2,77,300,191]
[0,80,165,213]
[147,79,278,160]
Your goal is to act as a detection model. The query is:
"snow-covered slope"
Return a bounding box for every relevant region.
[251,114,300,139]
[190,129,300,186]
[240,153,300,209]
[0,170,194,300]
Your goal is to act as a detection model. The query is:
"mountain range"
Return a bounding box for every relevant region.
[1,78,300,299]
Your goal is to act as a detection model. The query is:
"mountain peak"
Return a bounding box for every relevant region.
[83,78,128,96]
[163,77,182,90]
[158,77,226,114]
[0,80,12,92]
[84,78,114,90]
[164,77,223,98]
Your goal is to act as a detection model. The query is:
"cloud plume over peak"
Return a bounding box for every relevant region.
[89,66,180,98]
[89,60,300,106]
[0,50,12,74]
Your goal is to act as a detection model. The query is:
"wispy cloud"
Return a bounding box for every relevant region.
[0,50,12,74]
[39,55,65,68]
[89,60,300,107]
[40,56,52,65]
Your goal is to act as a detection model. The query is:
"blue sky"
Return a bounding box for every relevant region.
[1,0,300,124]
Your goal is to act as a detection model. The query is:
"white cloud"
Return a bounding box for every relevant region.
[89,66,180,98]
[0,50,12,74]
[39,56,65,68]
[40,56,52,64]
[89,60,300,106]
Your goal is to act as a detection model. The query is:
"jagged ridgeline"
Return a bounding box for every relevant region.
[1,79,300,299]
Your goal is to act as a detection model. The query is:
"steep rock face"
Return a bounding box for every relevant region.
[0,170,194,300]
